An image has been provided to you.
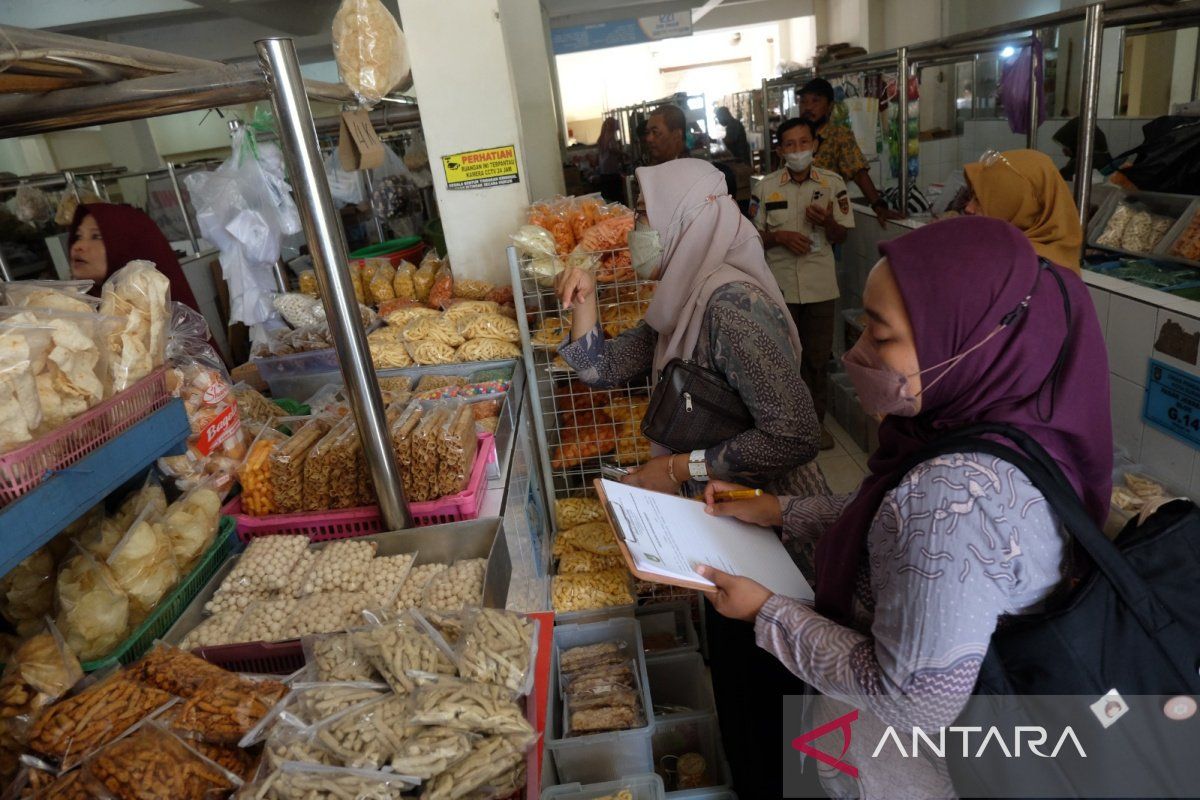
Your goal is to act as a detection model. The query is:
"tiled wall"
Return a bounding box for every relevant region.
[1089,285,1200,495]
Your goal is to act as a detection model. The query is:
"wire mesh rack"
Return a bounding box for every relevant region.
[508,243,699,612]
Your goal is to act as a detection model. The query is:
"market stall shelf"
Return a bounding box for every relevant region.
[0,399,189,577]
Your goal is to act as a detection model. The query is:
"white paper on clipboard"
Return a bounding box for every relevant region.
[599,479,813,600]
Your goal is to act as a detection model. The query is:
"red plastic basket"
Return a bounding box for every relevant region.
[230,433,496,543]
[0,367,170,506]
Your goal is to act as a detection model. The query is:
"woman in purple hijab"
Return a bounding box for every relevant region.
[696,216,1112,796]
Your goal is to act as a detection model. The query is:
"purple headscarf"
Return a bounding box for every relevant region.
[814,216,1113,625]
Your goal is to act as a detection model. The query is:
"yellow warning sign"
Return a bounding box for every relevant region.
[441,145,520,190]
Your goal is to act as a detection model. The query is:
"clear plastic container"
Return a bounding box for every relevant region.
[645,652,714,721]
[541,773,665,800]
[548,617,655,785]
[636,602,698,657]
[651,713,732,793]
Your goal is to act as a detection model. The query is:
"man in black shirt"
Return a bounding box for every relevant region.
[715,106,751,164]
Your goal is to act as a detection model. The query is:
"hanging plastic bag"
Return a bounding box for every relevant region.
[324,150,365,207]
[158,303,247,494]
[53,186,102,227]
[332,0,412,107]
[99,259,172,392]
[13,185,51,227]
[999,38,1045,136]
[185,119,298,326]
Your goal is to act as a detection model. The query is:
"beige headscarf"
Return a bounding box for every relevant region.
[638,159,803,378]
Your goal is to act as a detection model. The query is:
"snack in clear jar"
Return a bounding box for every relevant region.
[409,680,532,737]
[28,673,173,767]
[555,496,606,528]
[171,675,287,745]
[270,417,332,514]
[298,540,377,596]
[311,693,411,770]
[406,340,456,366]
[552,569,635,613]
[353,620,455,694]
[401,316,464,347]
[365,553,416,607]
[393,562,447,611]
[180,611,243,650]
[419,734,526,800]
[457,609,534,694]
[89,721,240,799]
[456,337,521,362]
[456,313,519,343]
[304,633,381,683]
[98,260,171,392]
[55,547,130,661]
[421,558,486,613]
[223,535,309,596]
[238,428,287,516]
[392,260,418,301]
[437,403,478,497]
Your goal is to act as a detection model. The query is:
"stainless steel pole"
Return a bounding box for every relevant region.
[0,246,13,282]
[166,162,201,255]
[256,37,411,530]
[88,175,108,202]
[1027,32,1039,150]
[361,168,386,243]
[63,171,81,203]
[761,77,771,172]
[1074,3,1104,228]
[897,47,910,218]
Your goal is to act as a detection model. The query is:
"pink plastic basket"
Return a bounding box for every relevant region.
[0,367,171,506]
[230,432,496,543]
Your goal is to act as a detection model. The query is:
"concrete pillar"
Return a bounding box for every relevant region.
[499,0,566,201]
[100,120,165,208]
[396,0,562,284]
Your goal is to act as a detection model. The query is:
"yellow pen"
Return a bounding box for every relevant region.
[712,489,763,502]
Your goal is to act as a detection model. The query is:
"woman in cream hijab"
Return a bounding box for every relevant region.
[963,148,1084,272]
[554,158,824,497]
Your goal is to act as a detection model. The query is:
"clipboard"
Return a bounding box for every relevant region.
[593,478,716,592]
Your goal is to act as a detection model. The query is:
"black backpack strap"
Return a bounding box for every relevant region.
[888,424,1175,636]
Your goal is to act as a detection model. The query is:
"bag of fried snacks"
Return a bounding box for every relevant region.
[554,496,606,528]
[436,402,478,497]
[302,631,382,684]
[404,339,456,367]
[350,616,455,696]
[427,261,454,311]
[99,260,171,392]
[269,415,332,514]
[55,545,130,661]
[0,307,115,430]
[106,504,181,623]
[412,252,438,303]
[160,479,223,571]
[86,719,243,799]
[364,259,396,305]
[454,608,536,695]
[307,692,412,770]
[245,762,416,800]
[238,426,288,516]
[0,620,83,759]
[0,547,57,638]
[392,260,418,302]
[331,0,411,107]
[0,317,48,452]
[3,280,98,314]
[168,674,287,746]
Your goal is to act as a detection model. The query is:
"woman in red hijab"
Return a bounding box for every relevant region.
[68,203,201,314]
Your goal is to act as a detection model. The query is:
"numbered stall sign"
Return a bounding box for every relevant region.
[1144,359,1200,447]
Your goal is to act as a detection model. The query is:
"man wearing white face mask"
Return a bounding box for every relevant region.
[752,117,854,449]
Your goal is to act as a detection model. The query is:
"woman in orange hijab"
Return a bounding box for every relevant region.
[963,149,1083,273]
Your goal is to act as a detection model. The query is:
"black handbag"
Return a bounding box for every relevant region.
[886,423,1200,798]
[640,358,754,453]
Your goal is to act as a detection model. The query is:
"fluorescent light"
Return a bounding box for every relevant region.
[1000,46,1016,58]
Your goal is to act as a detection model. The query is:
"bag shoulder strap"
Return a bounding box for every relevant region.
[889,423,1173,634]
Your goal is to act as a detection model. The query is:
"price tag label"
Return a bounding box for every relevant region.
[1143,358,1200,447]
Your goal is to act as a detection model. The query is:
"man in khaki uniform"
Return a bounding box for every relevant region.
[752,118,853,449]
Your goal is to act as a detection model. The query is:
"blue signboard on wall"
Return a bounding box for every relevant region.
[551,12,693,55]
[1144,358,1200,449]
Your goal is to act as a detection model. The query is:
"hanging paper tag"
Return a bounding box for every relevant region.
[338,109,385,171]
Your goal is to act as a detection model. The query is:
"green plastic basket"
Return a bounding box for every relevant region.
[348,236,423,259]
[80,516,239,672]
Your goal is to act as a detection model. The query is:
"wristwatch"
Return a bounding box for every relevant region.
[688,450,710,482]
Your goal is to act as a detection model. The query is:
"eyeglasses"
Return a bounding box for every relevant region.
[978,148,1035,189]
